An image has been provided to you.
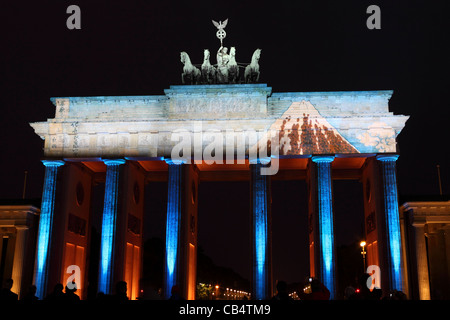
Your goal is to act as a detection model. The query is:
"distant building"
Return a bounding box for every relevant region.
[0,199,40,299]
[400,196,450,300]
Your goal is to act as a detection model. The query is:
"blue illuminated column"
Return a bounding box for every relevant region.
[376,154,403,291]
[34,159,64,299]
[164,159,185,299]
[98,159,126,294]
[312,155,336,299]
[250,158,272,300]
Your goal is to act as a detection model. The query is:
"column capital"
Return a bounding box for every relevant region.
[14,226,29,231]
[249,157,271,165]
[311,155,335,163]
[164,158,186,165]
[102,159,126,166]
[412,221,427,227]
[41,160,65,167]
[376,154,399,162]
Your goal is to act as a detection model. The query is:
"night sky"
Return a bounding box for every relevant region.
[1,1,449,289]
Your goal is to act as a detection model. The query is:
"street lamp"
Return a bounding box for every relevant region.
[215,285,219,300]
[360,241,367,271]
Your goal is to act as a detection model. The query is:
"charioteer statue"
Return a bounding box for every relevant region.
[180,19,261,84]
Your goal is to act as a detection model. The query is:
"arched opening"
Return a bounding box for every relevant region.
[271,180,309,298]
[197,181,251,300]
[333,179,365,299]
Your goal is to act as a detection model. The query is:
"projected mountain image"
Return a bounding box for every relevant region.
[264,101,359,155]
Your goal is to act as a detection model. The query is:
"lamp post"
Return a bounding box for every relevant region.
[215,285,219,300]
[360,241,367,271]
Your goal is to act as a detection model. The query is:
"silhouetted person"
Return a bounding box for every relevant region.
[298,278,330,300]
[0,278,18,301]
[372,287,383,300]
[21,285,38,302]
[111,281,129,301]
[344,286,355,300]
[169,285,185,300]
[45,283,65,301]
[272,281,293,301]
[86,282,98,300]
[96,292,107,300]
[65,282,80,301]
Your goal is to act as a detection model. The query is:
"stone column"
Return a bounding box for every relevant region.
[412,222,431,300]
[11,226,28,299]
[376,154,403,292]
[164,159,185,299]
[250,158,272,300]
[98,159,126,294]
[444,226,450,292]
[34,159,64,299]
[311,155,336,299]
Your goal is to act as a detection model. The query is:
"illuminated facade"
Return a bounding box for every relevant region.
[400,199,450,300]
[0,201,40,299]
[27,84,411,299]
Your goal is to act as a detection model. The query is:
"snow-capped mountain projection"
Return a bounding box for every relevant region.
[262,101,359,156]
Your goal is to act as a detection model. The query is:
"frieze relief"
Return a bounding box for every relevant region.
[170,96,265,118]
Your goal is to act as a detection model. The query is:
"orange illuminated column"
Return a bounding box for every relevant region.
[125,243,141,300]
[11,226,29,299]
[362,157,380,272]
[118,161,146,300]
[57,162,94,299]
[411,220,430,299]
[187,243,196,300]
[62,243,85,293]
[180,163,199,300]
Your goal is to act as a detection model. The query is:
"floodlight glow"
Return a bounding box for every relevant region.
[34,160,64,299]
[164,160,184,299]
[98,159,125,294]
[312,156,335,300]
[251,160,269,300]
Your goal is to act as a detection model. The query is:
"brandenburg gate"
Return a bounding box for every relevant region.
[30,83,409,300]
[28,19,409,300]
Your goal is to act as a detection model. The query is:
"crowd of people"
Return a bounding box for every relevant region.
[0,278,129,302]
[271,273,407,301]
[0,273,407,302]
